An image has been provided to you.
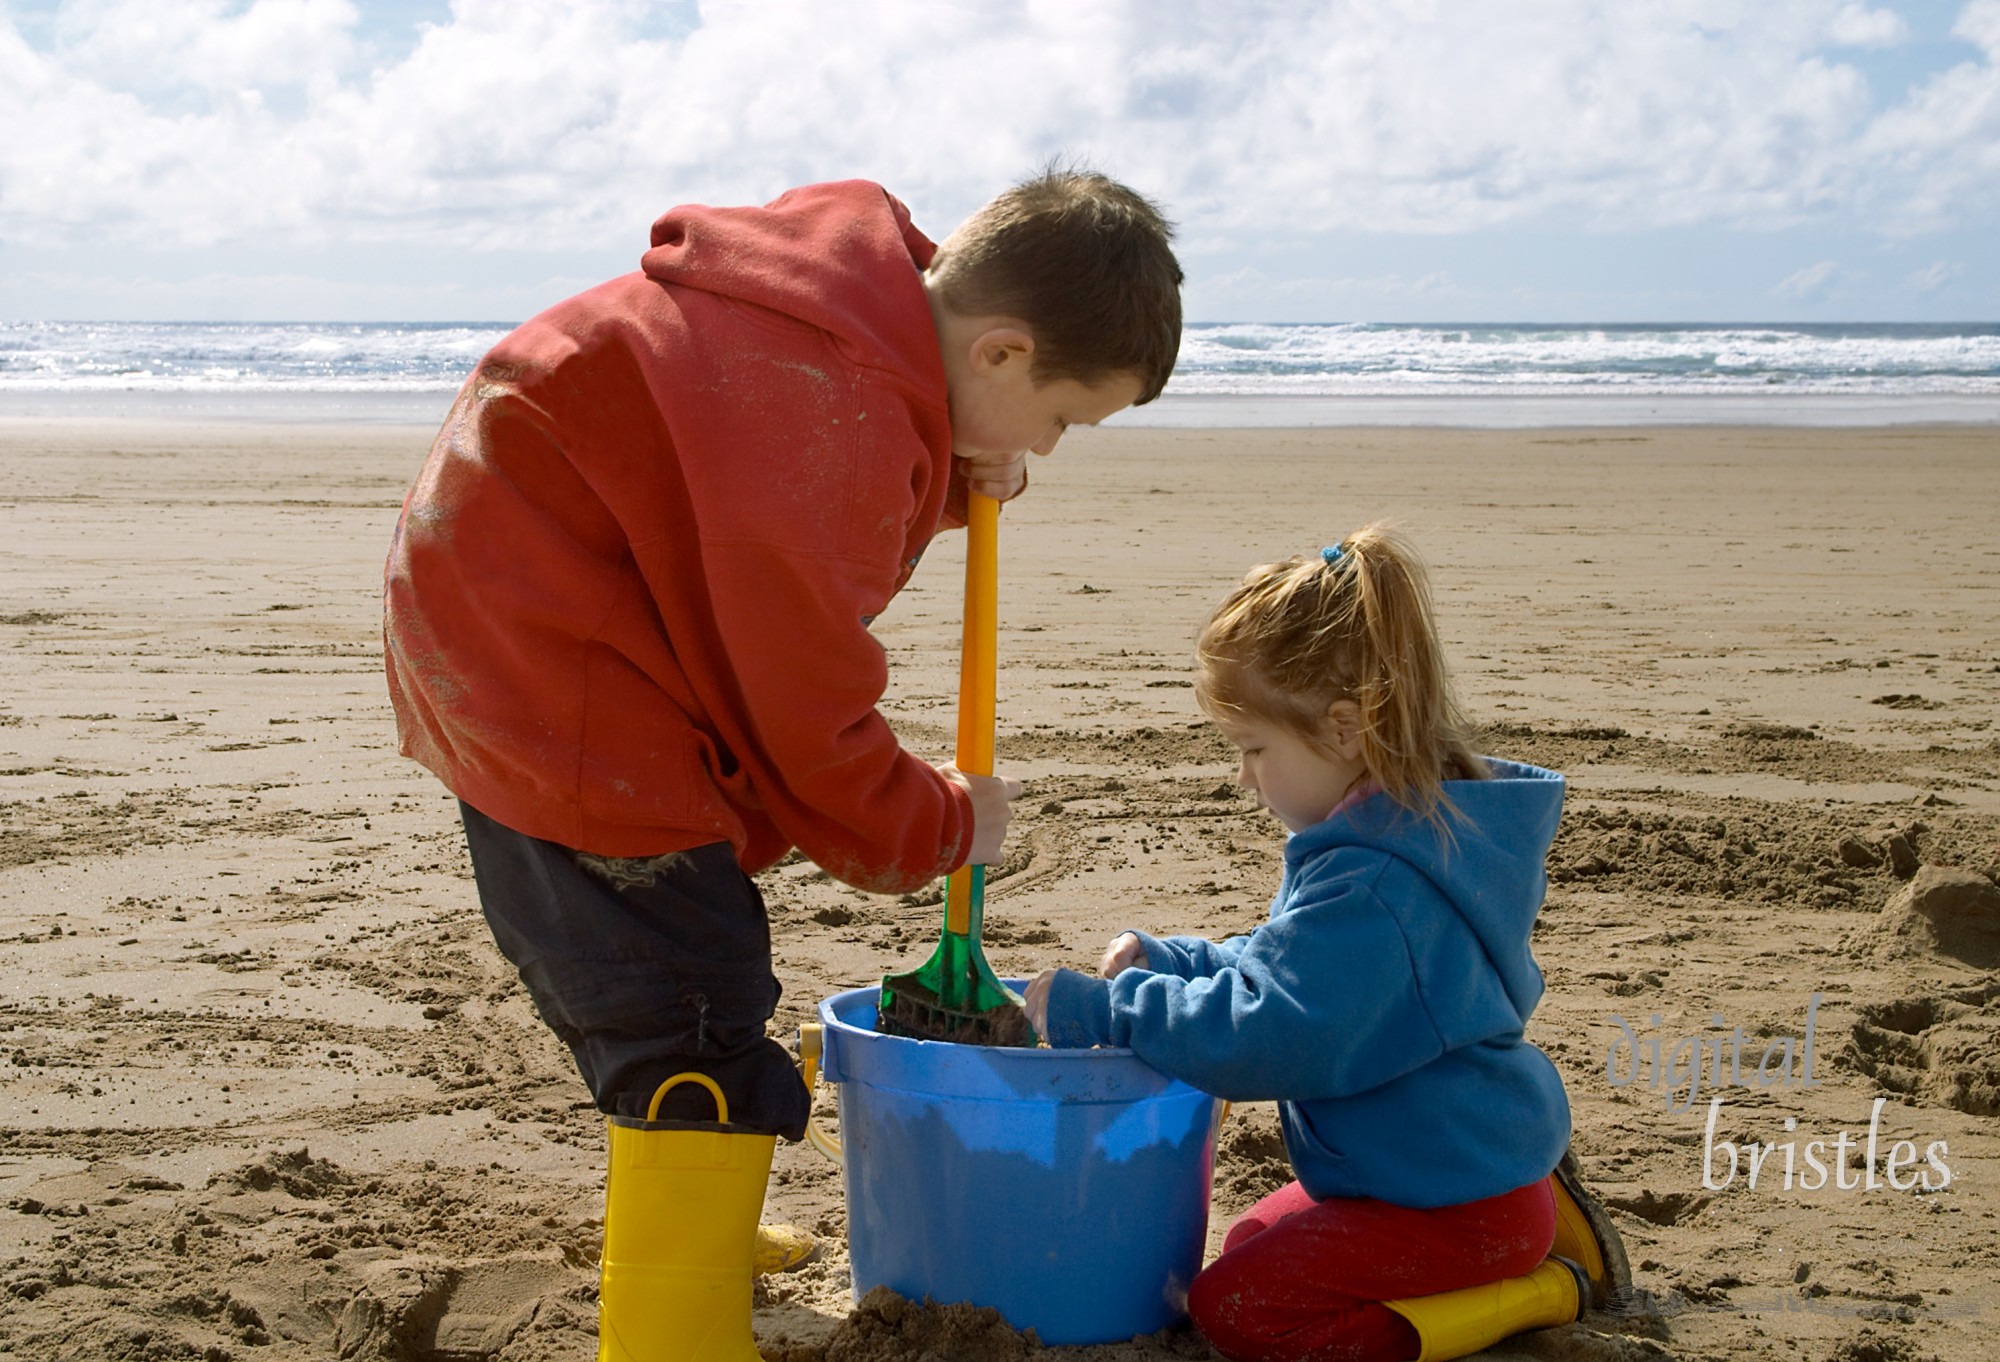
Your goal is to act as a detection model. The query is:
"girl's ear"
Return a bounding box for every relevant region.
[1325,700,1365,761]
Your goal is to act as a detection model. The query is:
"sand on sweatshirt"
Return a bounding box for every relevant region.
[0,419,1996,1362]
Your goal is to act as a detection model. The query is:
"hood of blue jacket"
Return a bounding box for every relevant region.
[1281,757,1564,1023]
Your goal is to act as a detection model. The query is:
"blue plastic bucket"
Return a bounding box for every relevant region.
[813,983,1219,1346]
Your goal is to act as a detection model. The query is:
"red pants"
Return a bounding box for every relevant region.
[1187,1178,1556,1362]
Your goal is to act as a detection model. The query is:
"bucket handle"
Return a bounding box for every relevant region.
[795,1023,844,1165]
[645,1071,728,1124]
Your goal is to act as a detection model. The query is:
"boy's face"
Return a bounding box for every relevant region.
[936,312,1143,497]
[949,367,1143,467]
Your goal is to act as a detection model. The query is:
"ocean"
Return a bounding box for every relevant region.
[2,320,1996,427]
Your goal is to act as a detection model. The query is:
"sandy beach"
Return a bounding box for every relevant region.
[1,418,1996,1362]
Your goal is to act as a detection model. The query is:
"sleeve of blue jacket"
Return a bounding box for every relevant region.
[1130,929,1251,978]
[1036,929,1252,1048]
[1040,871,1456,1103]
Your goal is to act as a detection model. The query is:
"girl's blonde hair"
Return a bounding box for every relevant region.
[1195,522,1487,823]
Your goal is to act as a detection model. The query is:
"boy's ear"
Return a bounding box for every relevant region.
[1325,700,1364,761]
[968,325,1035,377]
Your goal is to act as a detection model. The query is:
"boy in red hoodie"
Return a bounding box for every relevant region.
[383,168,1181,1354]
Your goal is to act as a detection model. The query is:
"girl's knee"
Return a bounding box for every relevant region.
[1187,1249,1288,1360]
[1220,1179,1313,1253]
[1221,1212,1272,1254]
[1482,1178,1559,1278]
[1190,1263,1409,1362]
[1186,1263,1255,1360]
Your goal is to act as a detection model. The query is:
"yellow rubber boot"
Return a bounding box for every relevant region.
[753,1221,816,1275]
[1548,1150,1632,1309]
[1382,1257,1587,1362]
[598,1074,774,1362]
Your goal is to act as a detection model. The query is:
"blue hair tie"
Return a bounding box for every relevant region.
[1321,544,1345,567]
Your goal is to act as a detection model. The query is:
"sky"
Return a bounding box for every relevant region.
[2,0,1997,323]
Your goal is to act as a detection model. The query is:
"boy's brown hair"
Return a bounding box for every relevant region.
[1196,522,1489,826]
[927,164,1183,403]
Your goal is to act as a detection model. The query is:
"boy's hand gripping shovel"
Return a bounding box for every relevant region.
[877,492,1034,1046]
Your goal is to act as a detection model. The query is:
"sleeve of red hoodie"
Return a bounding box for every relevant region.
[691,531,972,893]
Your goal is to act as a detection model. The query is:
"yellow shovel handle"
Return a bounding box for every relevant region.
[945,492,999,937]
[955,491,999,778]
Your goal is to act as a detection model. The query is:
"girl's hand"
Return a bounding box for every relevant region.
[1024,968,1058,1039]
[1099,933,1148,978]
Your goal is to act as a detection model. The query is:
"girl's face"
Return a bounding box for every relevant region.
[1212,704,1369,834]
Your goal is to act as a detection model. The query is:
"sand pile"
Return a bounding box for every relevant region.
[1855,865,2000,970]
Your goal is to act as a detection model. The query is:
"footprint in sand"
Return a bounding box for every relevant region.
[1841,983,2000,1117]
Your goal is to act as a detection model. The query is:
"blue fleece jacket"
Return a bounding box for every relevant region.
[1040,758,1571,1209]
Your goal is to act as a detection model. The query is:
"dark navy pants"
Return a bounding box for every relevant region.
[458,802,809,1139]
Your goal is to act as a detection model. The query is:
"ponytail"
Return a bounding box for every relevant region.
[1196,521,1486,825]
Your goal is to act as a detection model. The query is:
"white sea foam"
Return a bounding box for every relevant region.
[1168,323,2000,396]
[2,320,1995,425]
[0,321,501,392]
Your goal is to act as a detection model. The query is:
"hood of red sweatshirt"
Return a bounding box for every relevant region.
[641,180,946,401]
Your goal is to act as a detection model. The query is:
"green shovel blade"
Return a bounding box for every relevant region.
[879,866,1032,1046]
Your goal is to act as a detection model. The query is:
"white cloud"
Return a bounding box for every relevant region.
[0,260,599,320]
[0,0,1996,255]
[1907,259,1963,291]
[50,0,359,94]
[1853,7,2000,234]
[1188,265,1476,316]
[1774,259,1843,299]
[1827,3,1908,47]
[1957,0,2000,55]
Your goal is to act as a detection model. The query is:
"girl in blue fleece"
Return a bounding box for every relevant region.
[1025,524,1615,1362]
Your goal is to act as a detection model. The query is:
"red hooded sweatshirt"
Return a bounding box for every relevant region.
[383,181,974,891]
